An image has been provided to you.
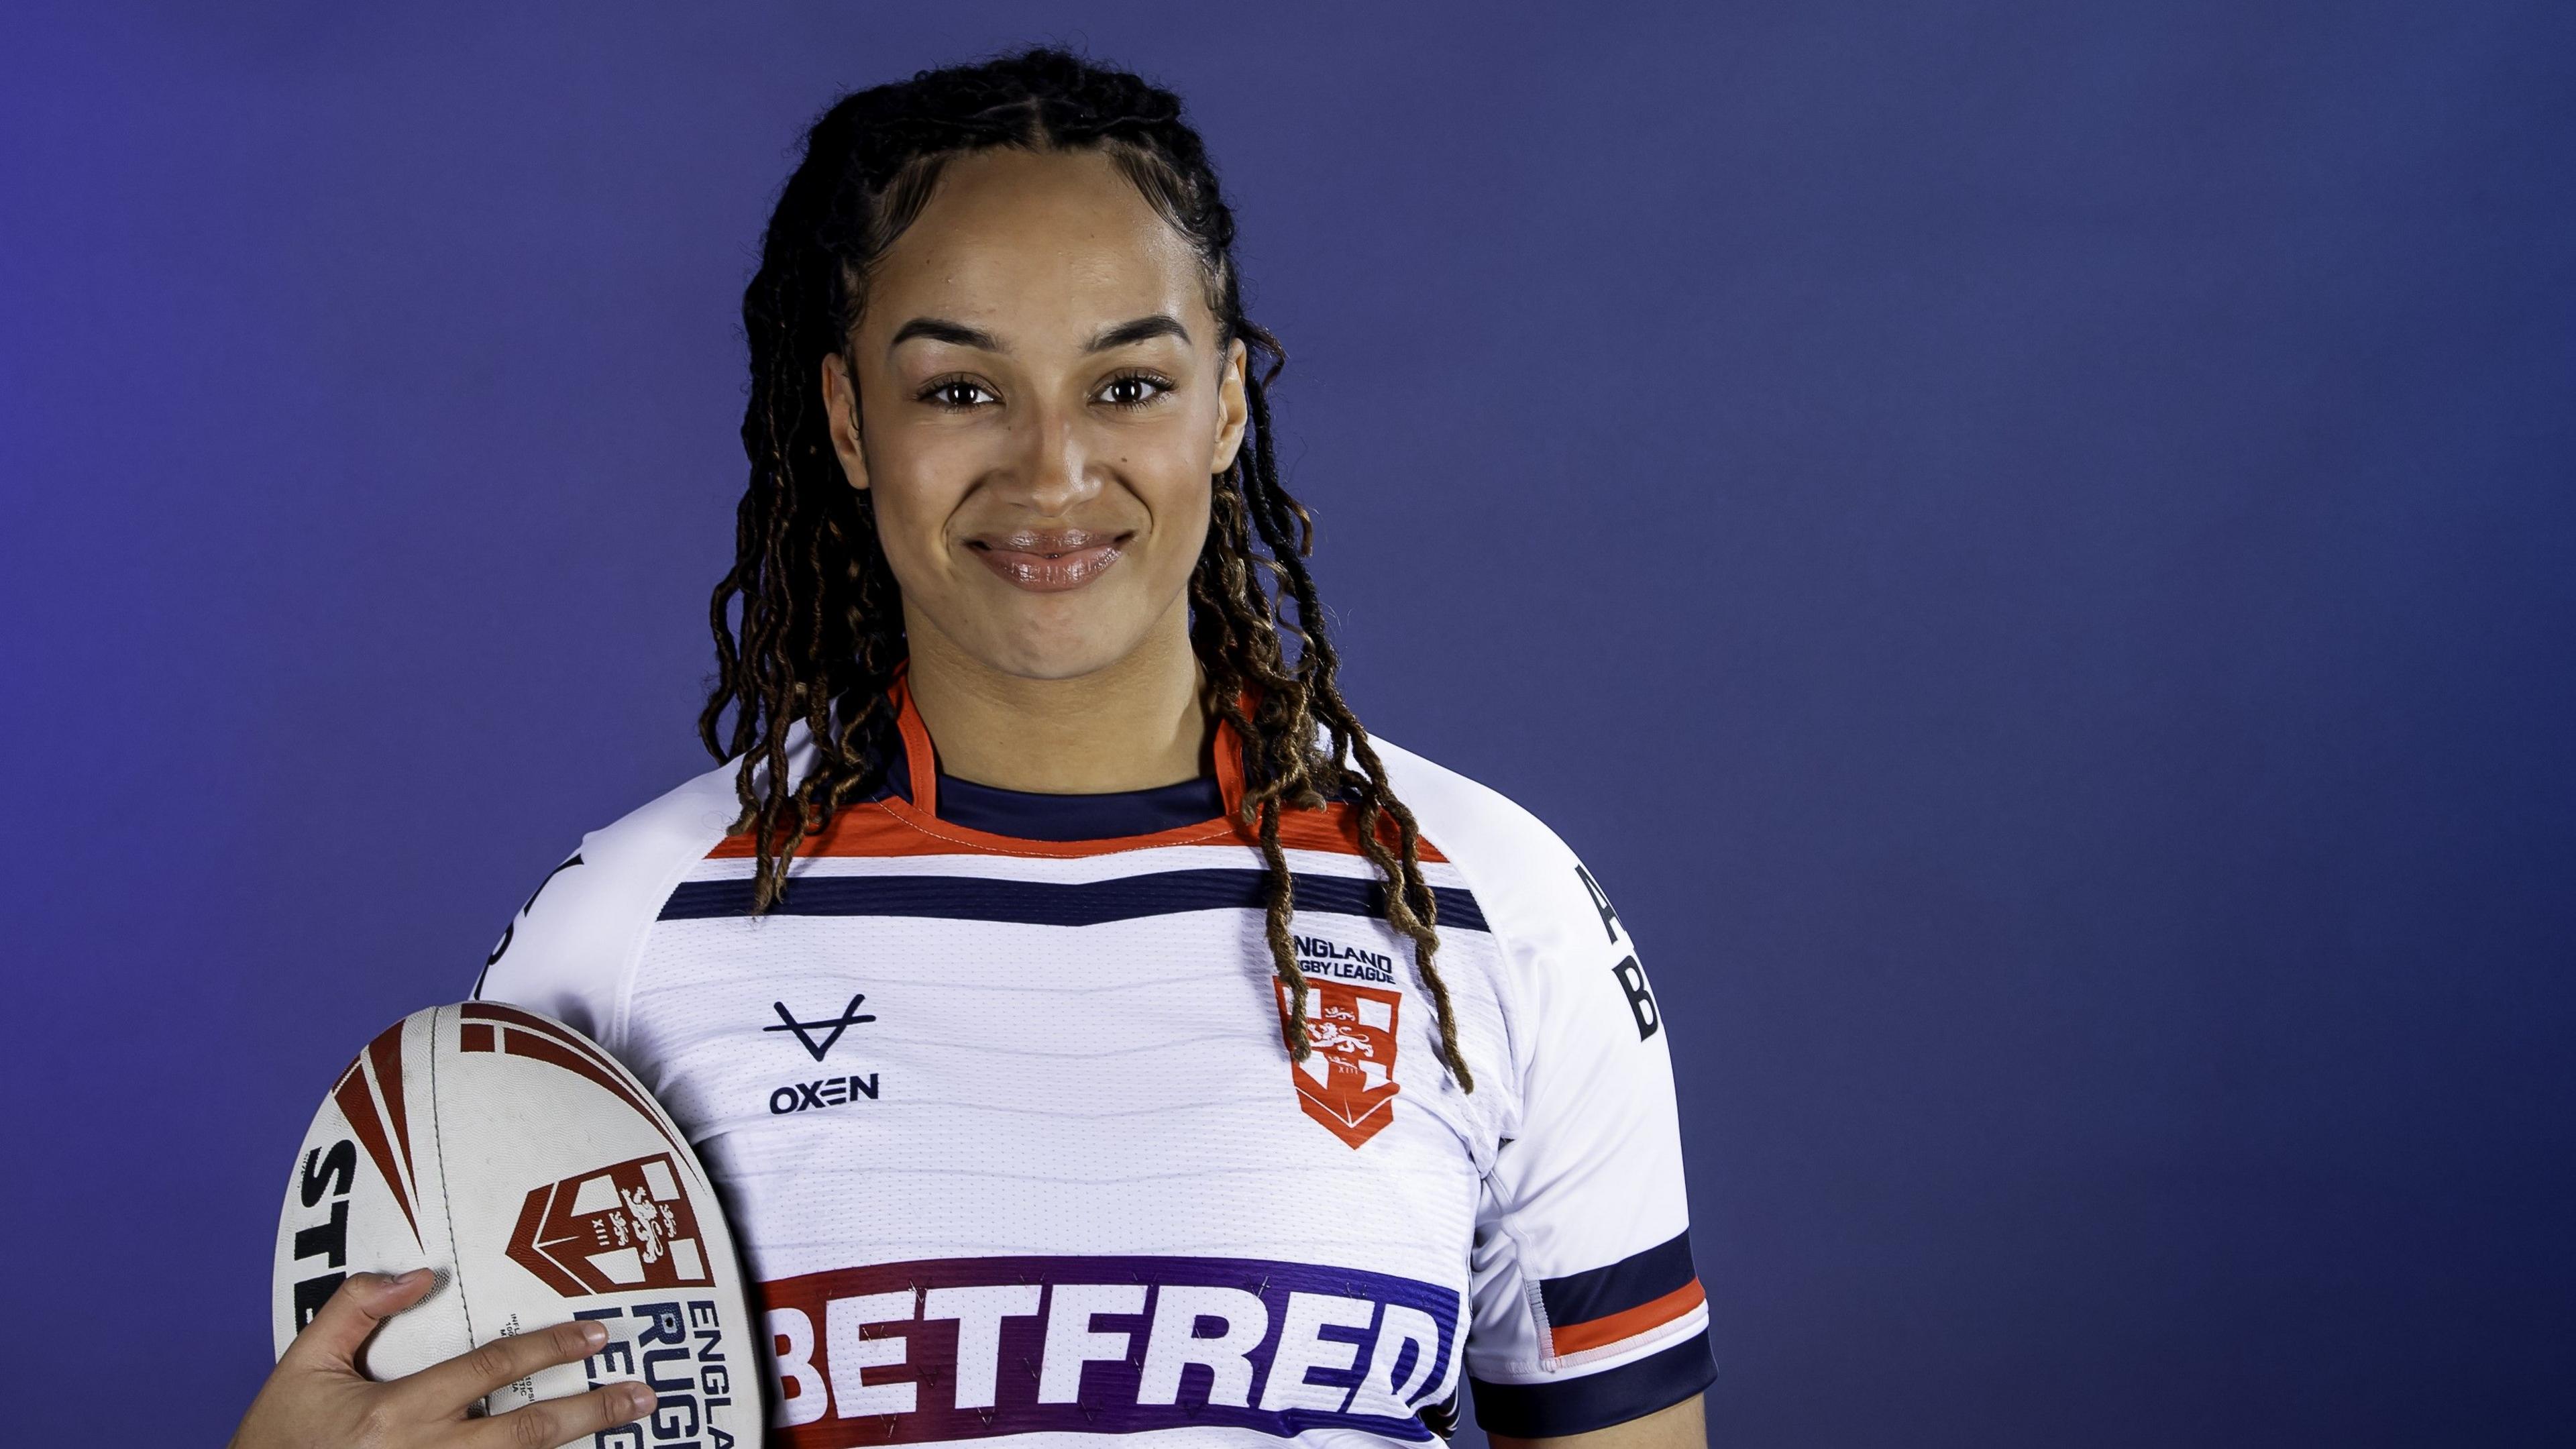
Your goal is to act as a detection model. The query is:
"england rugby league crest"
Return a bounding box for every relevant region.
[506,1153,718,1296]
[1274,978,1403,1147]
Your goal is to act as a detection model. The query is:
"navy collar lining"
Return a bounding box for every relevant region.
[882,745,1228,843]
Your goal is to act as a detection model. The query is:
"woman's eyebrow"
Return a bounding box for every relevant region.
[888,317,1002,353]
[884,315,1189,355]
[1085,315,1190,352]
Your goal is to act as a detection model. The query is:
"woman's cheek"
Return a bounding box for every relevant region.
[874,444,971,571]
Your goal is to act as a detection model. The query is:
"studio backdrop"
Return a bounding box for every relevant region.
[2,3,2571,1446]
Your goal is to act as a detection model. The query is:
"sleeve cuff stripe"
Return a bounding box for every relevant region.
[1470,1330,1717,1439]
[1549,1277,1707,1356]
[1536,1229,1697,1324]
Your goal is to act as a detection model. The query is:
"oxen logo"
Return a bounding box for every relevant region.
[765,992,877,1062]
[1273,979,1402,1148]
[506,1154,715,1297]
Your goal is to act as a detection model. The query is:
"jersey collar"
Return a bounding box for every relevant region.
[883,668,1248,844]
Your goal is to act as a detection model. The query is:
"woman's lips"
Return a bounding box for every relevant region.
[967,529,1128,592]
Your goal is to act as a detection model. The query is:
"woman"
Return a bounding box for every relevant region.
[235,47,1711,1449]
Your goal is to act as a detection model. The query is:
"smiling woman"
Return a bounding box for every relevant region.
[818,146,1248,748]
[233,45,1712,1449]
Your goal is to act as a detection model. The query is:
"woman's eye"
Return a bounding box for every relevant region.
[922,379,996,409]
[1098,374,1169,407]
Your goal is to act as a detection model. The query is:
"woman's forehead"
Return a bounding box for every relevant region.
[863,148,1214,351]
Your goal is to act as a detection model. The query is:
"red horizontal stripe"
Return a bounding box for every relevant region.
[1550,1278,1705,1357]
[704,797,1449,863]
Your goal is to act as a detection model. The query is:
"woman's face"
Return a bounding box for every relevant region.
[823,146,1248,682]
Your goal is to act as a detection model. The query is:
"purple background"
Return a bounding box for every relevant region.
[4,3,2572,1445]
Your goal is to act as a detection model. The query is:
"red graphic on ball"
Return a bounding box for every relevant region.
[505,1154,714,1297]
[1273,979,1402,1148]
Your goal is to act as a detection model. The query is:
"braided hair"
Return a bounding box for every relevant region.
[699,46,1471,1091]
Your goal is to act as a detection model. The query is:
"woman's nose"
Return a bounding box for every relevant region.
[1008,402,1102,515]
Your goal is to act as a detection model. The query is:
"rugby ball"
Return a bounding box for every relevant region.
[272,1002,762,1440]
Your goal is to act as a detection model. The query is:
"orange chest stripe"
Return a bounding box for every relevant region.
[704,797,1447,863]
[1548,1279,1707,1357]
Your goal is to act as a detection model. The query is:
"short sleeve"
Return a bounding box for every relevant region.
[1462,851,1715,1438]
[470,845,617,1041]
[469,751,751,1069]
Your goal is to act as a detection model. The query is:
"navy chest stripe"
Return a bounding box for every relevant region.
[659,867,1490,933]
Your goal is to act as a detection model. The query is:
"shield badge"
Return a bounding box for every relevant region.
[1274,978,1403,1147]
[504,1152,716,1297]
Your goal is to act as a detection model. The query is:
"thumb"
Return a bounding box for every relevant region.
[283,1269,435,1373]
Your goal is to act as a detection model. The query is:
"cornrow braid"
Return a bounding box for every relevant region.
[702,45,1472,1092]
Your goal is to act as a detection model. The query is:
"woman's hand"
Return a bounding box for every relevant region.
[230,1269,655,1449]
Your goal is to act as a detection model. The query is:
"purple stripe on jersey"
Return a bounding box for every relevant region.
[757,1254,1462,1444]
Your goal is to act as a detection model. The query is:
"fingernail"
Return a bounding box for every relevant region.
[384,1269,422,1287]
[624,1385,655,1417]
[580,1321,608,1349]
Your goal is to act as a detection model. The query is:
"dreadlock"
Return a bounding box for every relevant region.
[698,46,1471,1092]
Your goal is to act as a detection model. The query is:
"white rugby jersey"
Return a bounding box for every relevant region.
[475,677,1713,1448]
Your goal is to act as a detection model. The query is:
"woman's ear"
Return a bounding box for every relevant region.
[821,352,871,491]
[1209,337,1248,476]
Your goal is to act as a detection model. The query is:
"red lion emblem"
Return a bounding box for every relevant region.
[505,1153,714,1297]
[1273,979,1402,1148]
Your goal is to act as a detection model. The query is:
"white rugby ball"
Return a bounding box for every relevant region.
[272,1002,763,1442]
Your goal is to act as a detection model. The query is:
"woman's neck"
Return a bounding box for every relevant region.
[899,604,1213,795]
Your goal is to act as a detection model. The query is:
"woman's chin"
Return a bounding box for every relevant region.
[915,570,1191,684]
[967,619,1163,684]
